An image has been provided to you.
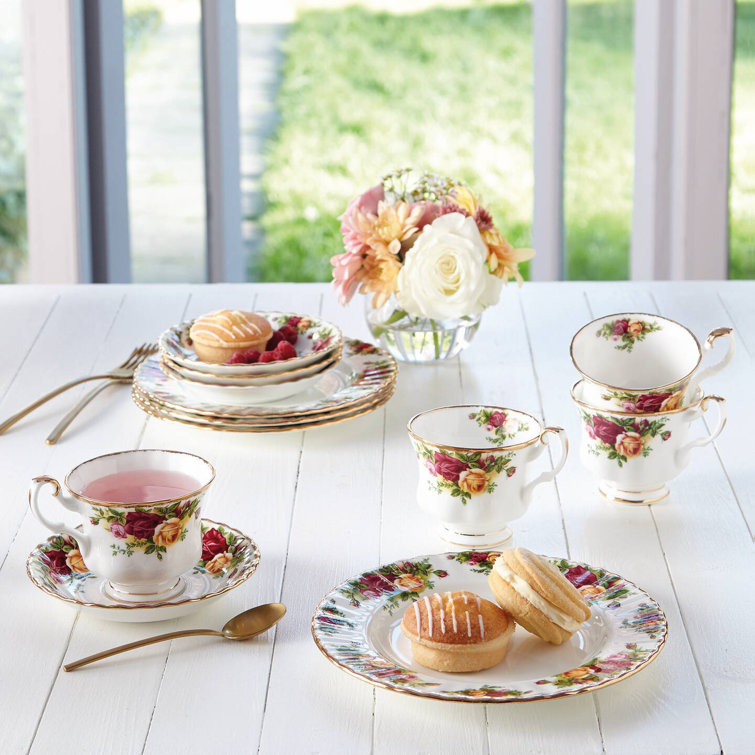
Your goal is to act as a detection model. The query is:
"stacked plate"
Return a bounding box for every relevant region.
[133,312,398,432]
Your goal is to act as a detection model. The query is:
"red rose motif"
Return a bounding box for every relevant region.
[634,419,650,434]
[489,411,507,428]
[468,552,489,564]
[486,689,513,698]
[593,653,633,673]
[661,431,671,441]
[564,565,598,588]
[110,522,128,539]
[124,511,163,540]
[613,319,629,336]
[435,570,448,578]
[635,393,670,413]
[591,416,624,447]
[201,527,228,561]
[358,572,397,598]
[506,467,517,477]
[44,549,70,576]
[432,452,468,482]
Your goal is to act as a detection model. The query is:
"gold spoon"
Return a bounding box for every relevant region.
[63,603,286,672]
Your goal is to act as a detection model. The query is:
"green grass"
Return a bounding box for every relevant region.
[731,0,755,278]
[257,0,754,282]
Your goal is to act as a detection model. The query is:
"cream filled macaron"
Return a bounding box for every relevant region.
[400,590,515,672]
[189,310,273,364]
[488,548,590,645]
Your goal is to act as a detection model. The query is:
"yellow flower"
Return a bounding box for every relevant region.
[449,185,535,284]
[394,574,425,591]
[153,517,183,547]
[660,391,682,411]
[449,185,480,216]
[564,666,591,679]
[579,585,606,599]
[205,552,232,574]
[458,468,488,495]
[66,549,89,574]
[360,201,423,308]
[482,228,535,283]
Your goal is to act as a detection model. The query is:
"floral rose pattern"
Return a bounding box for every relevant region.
[339,558,449,614]
[312,553,667,700]
[197,525,246,578]
[447,550,501,574]
[413,440,515,503]
[596,318,661,352]
[581,410,670,466]
[600,389,684,414]
[90,497,201,560]
[469,408,530,446]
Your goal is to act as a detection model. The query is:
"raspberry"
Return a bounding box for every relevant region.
[226,349,260,364]
[266,331,283,350]
[258,351,278,363]
[274,341,297,360]
[278,325,298,345]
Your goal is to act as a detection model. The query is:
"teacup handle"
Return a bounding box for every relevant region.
[675,396,727,468]
[28,476,91,557]
[686,328,735,398]
[521,427,569,505]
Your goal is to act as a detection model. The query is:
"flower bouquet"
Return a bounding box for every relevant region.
[331,169,534,362]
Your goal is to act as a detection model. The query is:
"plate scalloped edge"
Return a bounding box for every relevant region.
[311,551,668,703]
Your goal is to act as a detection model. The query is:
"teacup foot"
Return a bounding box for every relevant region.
[103,577,186,604]
[439,524,513,551]
[598,482,669,506]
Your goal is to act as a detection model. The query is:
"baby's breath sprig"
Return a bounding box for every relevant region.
[382,168,459,204]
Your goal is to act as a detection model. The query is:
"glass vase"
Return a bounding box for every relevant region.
[364,296,481,363]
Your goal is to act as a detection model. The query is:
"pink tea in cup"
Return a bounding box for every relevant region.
[80,469,201,504]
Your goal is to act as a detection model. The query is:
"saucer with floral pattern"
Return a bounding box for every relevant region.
[26,519,260,622]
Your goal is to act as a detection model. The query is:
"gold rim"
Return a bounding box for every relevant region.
[161,343,343,383]
[137,352,398,420]
[598,485,670,505]
[132,383,396,434]
[160,311,344,375]
[133,384,395,428]
[407,405,544,453]
[310,554,668,704]
[569,312,703,392]
[62,449,216,508]
[25,518,260,611]
[569,380,711,417]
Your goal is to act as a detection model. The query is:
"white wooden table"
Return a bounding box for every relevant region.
[0,282,753,755]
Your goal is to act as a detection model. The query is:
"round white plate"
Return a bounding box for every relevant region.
[134,339,397,418]
[159,311,341,376]
[312,551,667,702]
[26,519,260,622]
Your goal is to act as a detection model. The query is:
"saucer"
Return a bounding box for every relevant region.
[26,519,260,622]
[312,551,667,702]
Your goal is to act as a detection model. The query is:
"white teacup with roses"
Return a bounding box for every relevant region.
[407,405,568,548]
[29,449,214,601]
[571,381,727,504]
[570,312,734,412]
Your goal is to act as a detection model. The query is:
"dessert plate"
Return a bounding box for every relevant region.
[160,357,336,405]
[134,339,397,419]
[312,551,667,703]
[161,344,342,386]
[26,519,260,623]
[160,312,342,376]
[132,382,396,433]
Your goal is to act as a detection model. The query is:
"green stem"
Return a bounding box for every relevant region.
[431,320,440,359]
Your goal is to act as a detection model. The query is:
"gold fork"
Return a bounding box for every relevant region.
[0,343,158,436]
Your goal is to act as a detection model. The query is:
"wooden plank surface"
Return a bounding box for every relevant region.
[0,282,751,755]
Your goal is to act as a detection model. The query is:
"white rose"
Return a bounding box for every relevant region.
[396,213,502,319]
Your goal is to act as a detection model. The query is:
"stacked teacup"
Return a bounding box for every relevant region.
[569,314,734,504]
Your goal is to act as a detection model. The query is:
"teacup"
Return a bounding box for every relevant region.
[29,449,215,601]
[570,313,734,412]
[407,405,568,548]
[571,381,726,504]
